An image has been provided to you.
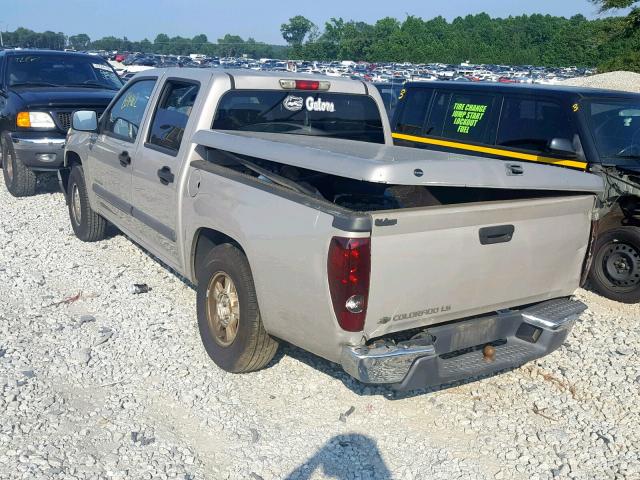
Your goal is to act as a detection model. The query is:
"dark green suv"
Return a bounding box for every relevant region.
[391,81,640,303]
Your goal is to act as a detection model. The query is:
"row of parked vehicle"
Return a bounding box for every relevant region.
[0,49,638,390]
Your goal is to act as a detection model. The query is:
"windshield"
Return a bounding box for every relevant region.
[6,54,123,90]
[212,90,384,143]
[586,99,640,163]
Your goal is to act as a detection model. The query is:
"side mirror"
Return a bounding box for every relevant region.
[72,110,98,132]
[548,137,577,158]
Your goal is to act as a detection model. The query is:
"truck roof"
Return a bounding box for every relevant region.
[134,68,370,93]
[403,80,640,101]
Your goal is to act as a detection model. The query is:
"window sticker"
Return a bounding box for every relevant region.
[306,96,335,113]
[122,92,138,109]
[572,103,580,112]
[450,102,487,134]
[282,95,335,113]
[283,95,304,112]
[93,63,112,72]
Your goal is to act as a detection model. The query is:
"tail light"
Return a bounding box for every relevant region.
[327,236,371,332]
[279,79,330,91]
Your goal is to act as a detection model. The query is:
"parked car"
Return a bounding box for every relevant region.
[390,81,640,303]
[62,69,601,390]
[0,50,122,196]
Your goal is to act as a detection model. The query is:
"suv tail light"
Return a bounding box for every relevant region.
[327,236,371,332]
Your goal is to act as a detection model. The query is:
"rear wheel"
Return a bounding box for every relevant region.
[2,137,37,197]
[67,165,107,242]
[196,244,278,373]
[589,226,640,303]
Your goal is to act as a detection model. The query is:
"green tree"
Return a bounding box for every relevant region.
[217,34,244,57]
[192,34,208,52]
[280,15,315,47]
[68,33,91,50]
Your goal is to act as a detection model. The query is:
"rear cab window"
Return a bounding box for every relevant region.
[212,90,384,144]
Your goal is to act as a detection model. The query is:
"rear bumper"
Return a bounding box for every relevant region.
[340,298,585,391]
[9,132,66,170]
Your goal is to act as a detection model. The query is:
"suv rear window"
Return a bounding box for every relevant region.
[441,93,496,142]
[497,97,577,154]
[212,90,384,144]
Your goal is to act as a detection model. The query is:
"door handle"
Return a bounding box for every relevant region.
[479,225,515,245]
[118,151,131,167]
[157,166,174,185]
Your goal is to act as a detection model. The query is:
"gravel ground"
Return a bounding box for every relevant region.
[0,174,639,480]
[562,71,640,93]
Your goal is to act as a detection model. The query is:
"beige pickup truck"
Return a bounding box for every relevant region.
[62,68,603,391]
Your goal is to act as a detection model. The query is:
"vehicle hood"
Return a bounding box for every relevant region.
[10,86,118,109]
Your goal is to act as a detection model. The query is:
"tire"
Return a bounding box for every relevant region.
[196,244,278,373]
[1,136,37,197]
[67,165,107,242]
[588,226,640,303]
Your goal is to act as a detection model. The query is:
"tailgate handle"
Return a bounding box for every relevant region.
[479,225,515,245]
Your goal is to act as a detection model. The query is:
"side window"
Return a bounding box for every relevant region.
[103,79,156,142]
[147,80,200,153]
[424,91,451,137]
[441,93,497,143]
[497,97,577,155]
[395,88,432,135]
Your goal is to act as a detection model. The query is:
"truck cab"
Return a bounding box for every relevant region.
[391,81,640,303]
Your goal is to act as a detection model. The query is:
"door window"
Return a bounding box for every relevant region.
[424,91,451,137]
[441,93,497,143]
[147,80,200,154]
[394,88,432,135]
[103,79,156,142]
[497,97,577,155]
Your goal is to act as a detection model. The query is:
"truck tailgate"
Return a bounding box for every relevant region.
[365,195,595,338]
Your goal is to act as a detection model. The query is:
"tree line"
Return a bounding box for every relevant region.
[279,13,640,71]
[2,9,640,71]
[0,28,288,59]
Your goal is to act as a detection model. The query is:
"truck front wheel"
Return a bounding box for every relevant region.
[2,136,37,197]
[196,244,279,373]
[589,226,640,303]
[67,165,107,242]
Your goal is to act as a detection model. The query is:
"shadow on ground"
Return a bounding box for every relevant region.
[284,434,392,480]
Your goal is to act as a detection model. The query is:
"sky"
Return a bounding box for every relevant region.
[0,0,625,45]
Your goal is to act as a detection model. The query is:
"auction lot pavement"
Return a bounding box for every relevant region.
[0,174,638,480]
